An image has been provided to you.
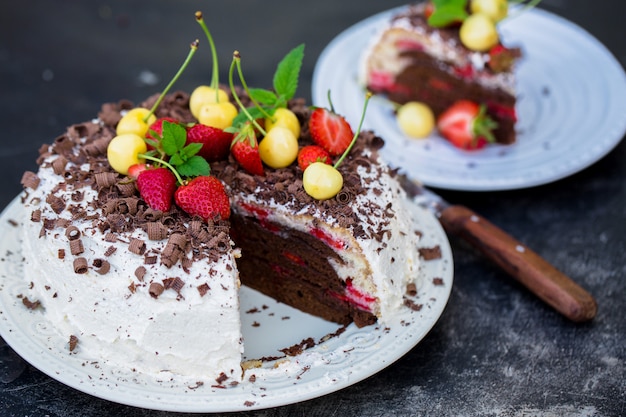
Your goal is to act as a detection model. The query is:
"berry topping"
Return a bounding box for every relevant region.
[437,100,498,150]
[303,92,372,200]
[459,12,499,51]
[396,101,435,139]
[186,123,233,162]
[107,133,148,175]
[258,125,299,169]
[297,145,331,171]
[309,95,355,156]
[136,167,177,212]
[174,176,230,221]
[230,124,264,176]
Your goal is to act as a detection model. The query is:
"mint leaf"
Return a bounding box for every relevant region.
[160,121,187,156]
[176,156,210,177]
[249,88,278,106]
[231,106,268,128]
[428,0,468,27]
[273,43,304,101]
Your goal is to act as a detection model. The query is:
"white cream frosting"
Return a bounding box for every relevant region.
[21,152,243,383]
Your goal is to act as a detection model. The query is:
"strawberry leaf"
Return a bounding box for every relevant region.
[161,121,188,156]
[175,156,211,177]
[273,43,304,102]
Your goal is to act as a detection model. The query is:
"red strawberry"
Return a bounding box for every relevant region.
[146,117,179,143]
[487,44,521,73]
[309,107,354,156]
[136,167,177,211]
[437,100,498,151]
[230,130,264,176]
[127,163,148,180]
[186,124,233,162]
[174,176,230,221]
[297,145,331,171]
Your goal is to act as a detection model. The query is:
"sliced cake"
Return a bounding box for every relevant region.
[19,90,421,384]
[361,1,521,144]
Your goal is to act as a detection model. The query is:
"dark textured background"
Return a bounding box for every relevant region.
[1,1,625,416]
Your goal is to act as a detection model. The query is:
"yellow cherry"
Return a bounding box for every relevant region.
[471,0,508,23]
[265,108,301,139]
[396,101,435,138]
[258,126,299,168]
[189,85,229,119]
[197,101,238,130]
[116,108,156,137]
[302,162,344,200]
[107,134,147,175]
[459,13,500,51]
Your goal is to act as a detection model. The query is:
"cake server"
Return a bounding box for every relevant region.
[398,174,597,322]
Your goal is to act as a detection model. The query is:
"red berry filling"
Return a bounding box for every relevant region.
[327,279,376,312]
[310,227,345,250]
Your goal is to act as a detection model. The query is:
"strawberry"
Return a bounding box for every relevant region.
[174,176,230,221]
[127,163,148,180]
[136,167,177,211]
[146,117,179,144]
[186,123,233,162]
[437,100,498,151]
[487,44,521,73]
[309,107,354,156]
[230,126,264,176]
[297,145,331,171]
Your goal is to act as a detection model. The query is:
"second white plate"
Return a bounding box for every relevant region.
[312,6,626,191]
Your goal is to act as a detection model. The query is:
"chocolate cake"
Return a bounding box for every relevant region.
[19,90,422,382]
[361,2,521,144]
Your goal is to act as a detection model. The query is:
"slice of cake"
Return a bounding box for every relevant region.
[19,92,421,383]
[361,2,521,144]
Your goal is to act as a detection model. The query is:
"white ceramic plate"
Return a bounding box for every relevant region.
[312,6,626,191]
[0,195,452,412]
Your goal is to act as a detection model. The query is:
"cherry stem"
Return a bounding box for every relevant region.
[325,89,337,114]
[234,59,273,121]
[143,39,199,123]
[228,51,267,136]
[138,153,185,185]
[195,11,221,100]
[333,91,372,169]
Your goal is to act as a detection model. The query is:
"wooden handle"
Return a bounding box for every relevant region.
[439,205,597,322]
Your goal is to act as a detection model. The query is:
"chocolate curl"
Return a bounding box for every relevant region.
[93,259,110,275]
[65,225,81,240]
[69,335,79,352]
[51,156,68,175]
[94,172,118,188]
[146,222,168,240]
[73,257,88,274]
[21,171,40,190]
[163,277,185,293]
[116,181,136,197]
[134,266,146,281]
[30,209,42,223]
[197,283,210,297]
[128,238,146,255]
[104,246,117,256]
[69,239,84,256]
[149,282,164,298]
[46,194,65,214]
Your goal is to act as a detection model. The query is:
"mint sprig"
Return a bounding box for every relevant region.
[428,0,469,27]
[248,43,305,111]
[141,121,210,181]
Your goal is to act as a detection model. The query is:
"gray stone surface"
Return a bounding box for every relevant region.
[1,0,624,416]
